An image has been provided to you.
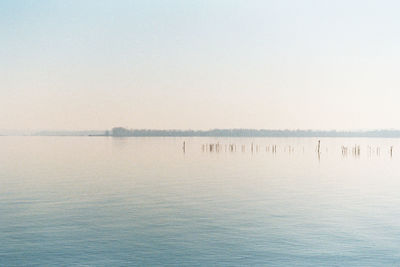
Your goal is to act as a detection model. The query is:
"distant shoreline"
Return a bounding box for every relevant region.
[14,128,400,138]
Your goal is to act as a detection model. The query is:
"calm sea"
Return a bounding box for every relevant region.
[1,136,400,266]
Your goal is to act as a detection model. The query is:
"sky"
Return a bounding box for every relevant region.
[2,0,400,131]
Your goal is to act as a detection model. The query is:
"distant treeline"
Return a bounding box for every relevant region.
[108,127,400,138]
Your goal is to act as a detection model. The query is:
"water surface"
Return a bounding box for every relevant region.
[1,137,400,266]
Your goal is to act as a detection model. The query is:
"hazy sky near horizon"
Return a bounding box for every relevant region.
[2,0,400,130]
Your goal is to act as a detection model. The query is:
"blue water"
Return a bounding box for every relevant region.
[1,136,400,266]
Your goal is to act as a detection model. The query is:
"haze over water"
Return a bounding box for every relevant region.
[4,1,400,266]
[2,136,400,266]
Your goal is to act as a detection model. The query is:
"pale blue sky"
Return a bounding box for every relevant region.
[2,0,400,130]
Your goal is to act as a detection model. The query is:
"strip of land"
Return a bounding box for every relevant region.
[106,128,400,137]
[4,127,400,137]
[67,128,400,137]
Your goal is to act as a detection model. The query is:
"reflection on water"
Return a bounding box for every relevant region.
[1,136,400,266]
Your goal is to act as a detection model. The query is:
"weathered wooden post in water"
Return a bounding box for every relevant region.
[317,140,320,154]
[183,141,186,153]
